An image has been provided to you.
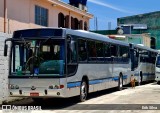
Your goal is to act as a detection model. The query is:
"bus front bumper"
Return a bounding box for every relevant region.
[9,88,67,98]
[155,72,160,81]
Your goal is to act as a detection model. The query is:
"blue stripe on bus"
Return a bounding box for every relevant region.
[113,76,119,81]
[67,82,81,88]
[67,75,128,88]
[89,80,102,85]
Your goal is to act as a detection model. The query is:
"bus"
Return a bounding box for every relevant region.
[130,44,158,85]
[155,54,160,84]
[3,28,137,102]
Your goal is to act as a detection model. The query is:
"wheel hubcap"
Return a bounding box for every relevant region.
[120,77,122,88]
[81,83,86,100]
[139,76,141,84]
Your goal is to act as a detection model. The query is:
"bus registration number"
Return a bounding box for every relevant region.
[30,92,39,96]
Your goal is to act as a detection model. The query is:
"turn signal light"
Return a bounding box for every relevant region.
[60,85,64,89]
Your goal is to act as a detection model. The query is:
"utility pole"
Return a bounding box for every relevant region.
[4,0,7,33]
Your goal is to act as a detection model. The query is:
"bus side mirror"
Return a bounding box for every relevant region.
[4,44,8,56]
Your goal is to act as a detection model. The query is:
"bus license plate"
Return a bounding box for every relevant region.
[30,92,39,96]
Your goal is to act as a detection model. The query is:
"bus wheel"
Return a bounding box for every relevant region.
[118,74,123,91]
[138,72,143,86]
[80,80,88,102]
[157,81,160,85]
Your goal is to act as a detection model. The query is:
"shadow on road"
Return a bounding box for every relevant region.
[5,87,121,110]
[4,81,154,110]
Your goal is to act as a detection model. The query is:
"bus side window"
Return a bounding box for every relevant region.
[104,43,111,62]
[119,46,129,58]
[104,43,110,57]
[78,39,87,62]
[96,42,104,62]
[110,44,118,57]
[88,40,96,61]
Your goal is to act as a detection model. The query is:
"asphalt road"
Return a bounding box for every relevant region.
[1,82,160,113]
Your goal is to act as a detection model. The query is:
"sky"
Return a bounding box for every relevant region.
[62,0,160,30]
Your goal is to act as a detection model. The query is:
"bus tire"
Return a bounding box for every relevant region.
[138,72,143,86]
[80,80,88,102]
[118,73,123,91]
[157,81,160,85]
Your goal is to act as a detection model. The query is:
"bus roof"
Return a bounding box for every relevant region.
[134,44,158,53]
[65,28,129,46]
[13,28,130,46]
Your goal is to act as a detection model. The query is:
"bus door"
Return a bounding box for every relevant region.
[66,35,78,77]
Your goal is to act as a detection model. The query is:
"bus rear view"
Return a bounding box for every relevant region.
[155,54,160,84]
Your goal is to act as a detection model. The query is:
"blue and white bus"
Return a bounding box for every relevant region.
[130,44,158,85]
[4,28,134,102]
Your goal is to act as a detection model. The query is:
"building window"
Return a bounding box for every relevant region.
[71,17,79,30]
[74,18,79,29]
[58,13,65,28]
[84,21,88,30]
[35,5,48,26]
[65,15,70,28]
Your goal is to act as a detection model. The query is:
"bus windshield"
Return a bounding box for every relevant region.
[11,39,65,76]
[156,56,160,67]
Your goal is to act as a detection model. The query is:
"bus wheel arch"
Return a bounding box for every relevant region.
[79,75,89,102]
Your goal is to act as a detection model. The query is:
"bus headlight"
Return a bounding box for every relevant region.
[54,85,59,89]
[10,84,19,89]
[54,85,64,89]
[49,85,54,89]
[10,84,15,89]
[15,85,19,89]
[48,85,64,89]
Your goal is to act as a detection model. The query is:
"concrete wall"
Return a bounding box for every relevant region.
[0,32,14,104]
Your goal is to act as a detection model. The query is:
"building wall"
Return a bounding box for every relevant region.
[117,11,160,49]
[0,0,91,34]
[0,32,16,104]
[126,34,151,47]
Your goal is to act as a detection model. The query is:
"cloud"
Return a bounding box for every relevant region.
[88,0,133,14]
